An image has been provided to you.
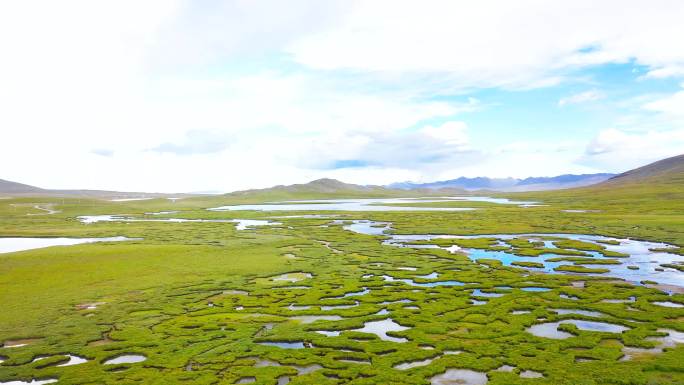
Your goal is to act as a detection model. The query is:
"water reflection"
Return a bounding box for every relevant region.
[209,196,536,212]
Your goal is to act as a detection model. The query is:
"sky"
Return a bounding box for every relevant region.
[1,1,684,193]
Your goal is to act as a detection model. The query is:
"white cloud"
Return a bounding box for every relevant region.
[286,1,684,88]
[420,121,469,147]
[582,128,684,170]
[582,85,684,171]
[149,130,232,155]
[643,66,684,79]
[280,120,473,170]
[558,90,604,106]
[642,87,684,119]
[91,149,115,158]
[0,65,471,191]
[1,1,684,191]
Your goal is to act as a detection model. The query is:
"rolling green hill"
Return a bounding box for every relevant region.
[598,154,684,187]
[513,154,684,217]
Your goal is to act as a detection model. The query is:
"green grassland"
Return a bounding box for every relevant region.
[0,180,683,384]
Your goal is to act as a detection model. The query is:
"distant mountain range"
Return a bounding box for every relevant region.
[225,178,467,200]
[389,173,616,192]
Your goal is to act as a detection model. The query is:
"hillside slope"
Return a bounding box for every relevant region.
[599,154,684,187]
[0,178,191,199]
[514,154,684,214]
[0,179,45,194]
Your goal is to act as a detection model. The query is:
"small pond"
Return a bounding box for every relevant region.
[652,301,683,308]
[552,308,604,317]
[394,357,438,370]
[431,369,488,385]
[0,379,58,385]
[527,319,629,339]
[0,237,135,254]
[258,341,307,349]
[382,275,464,287]
[352,318,410,343]
[103,354,147,365]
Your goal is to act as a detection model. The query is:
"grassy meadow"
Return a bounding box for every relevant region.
[0,183,683,384]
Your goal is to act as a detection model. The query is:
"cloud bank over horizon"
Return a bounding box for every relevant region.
[1,1,684,192]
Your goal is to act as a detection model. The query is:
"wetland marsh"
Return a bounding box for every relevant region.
[0,187,683,385]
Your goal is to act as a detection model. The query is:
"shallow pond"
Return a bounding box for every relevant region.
[337,357,371,365]
[602,296,636,303]
[2,339,40,348]
[352,318,410,343]
[511,310,531,315]
[321,302,359,311]
[430,369,488,385]
[0,379,57,385]
[263,362,321,384]
[382,275,464,287]
[527,319,629,339]
[56,355,88,367]
[343,220,393,235]
[655,328,684,347]
[521,287,552,292]
[552,308,604,317]
[208,196,536,212]
[271,272,312,283]
[103,354,146,365]
[394,357,438,370]
[621,328,684,360]
[258,341,307,349]
[323,288,370,300]
[0,237,135,254]
[471,289,505,298]
[651,301,684,308]
[233,219,281,230]
[416,272,440,279]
